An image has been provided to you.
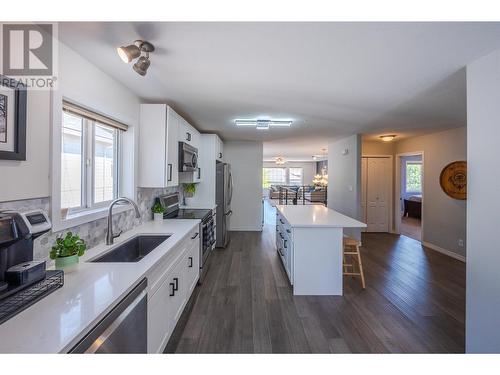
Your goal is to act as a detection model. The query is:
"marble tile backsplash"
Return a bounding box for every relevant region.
[0,187,178,266]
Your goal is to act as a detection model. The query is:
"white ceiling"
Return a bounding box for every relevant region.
[58,22,500,158]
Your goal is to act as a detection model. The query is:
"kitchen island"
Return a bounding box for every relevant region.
[276,205,366,295]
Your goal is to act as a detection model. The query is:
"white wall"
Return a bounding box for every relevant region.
[0,90,51,202]
[328,135,362,240]
[466,49,500,353]
[225,141,263,231]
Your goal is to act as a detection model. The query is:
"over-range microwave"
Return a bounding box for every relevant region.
[178,142,198,172]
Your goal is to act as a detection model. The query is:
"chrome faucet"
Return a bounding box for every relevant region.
[106,197,141,245]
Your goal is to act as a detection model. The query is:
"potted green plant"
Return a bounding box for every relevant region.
[183,183,197,205]
[152,202,164,222]
[50,232,86,269]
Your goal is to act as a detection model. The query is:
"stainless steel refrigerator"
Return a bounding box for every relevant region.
[216,162,233,248]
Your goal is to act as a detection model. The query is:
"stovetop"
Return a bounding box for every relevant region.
[164,209,211,221]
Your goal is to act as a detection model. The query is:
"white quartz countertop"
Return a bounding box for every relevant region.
[276,205,366,228]
[0,219,199,354]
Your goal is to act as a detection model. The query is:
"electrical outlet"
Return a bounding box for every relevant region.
[458,239,464,247]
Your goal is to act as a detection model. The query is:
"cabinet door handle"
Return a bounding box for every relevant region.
[173,277,179,291]
[167,164,172,181]
[280,219,284,224]
[186,132,191,141]
[218,152,222,159]
[286,229,291,233]
[197,167,201,179]
[188,256,193,268]
[284,240,287,248]
[169,282,175,296]
[191,232,199,239]
[279,233,284,239]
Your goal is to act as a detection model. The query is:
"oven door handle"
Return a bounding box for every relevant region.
[202,217,214,228]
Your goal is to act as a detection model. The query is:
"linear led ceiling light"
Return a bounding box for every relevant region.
[234,119,292,129]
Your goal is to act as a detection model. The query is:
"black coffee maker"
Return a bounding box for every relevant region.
[0,211,50,295]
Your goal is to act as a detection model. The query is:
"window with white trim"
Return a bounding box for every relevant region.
[405,161,422,194]
[262,167,286,188]
[61,102,124,215]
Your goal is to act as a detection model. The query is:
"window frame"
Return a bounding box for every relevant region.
[51,91,136,233]
[263,167,287,188]
[405,160,423,194]
[61,115,121,214]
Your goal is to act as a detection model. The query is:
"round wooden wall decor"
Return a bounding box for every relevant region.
[440,161,467,200]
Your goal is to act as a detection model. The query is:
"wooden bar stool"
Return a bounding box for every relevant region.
[342,236,366,289]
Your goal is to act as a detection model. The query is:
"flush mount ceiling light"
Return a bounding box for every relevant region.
[275,157,286,165]
[379,134,397,142]
[117,40,155,76]
[234,119,292,129]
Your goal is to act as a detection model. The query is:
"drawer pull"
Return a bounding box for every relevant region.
[188,256,193,268]
[173,277,179,291]
[191,232,199,239]
[169,282,175,296]
[286,229,291,233]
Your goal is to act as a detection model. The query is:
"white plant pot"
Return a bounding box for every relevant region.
[154,213,163,222]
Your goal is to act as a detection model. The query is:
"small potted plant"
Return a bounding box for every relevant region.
[183,183,196,205]
[50,232,86,269]
[152,202,164,222]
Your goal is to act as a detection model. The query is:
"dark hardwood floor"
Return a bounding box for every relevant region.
[166,202,465,353]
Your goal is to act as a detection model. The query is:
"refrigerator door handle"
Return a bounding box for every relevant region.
[228,171,234,205]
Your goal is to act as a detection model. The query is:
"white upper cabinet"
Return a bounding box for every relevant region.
[178,118,200,150]
[216,136,224,161]
[139,104,179,187]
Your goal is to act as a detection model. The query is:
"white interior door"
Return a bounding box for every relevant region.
[361,157,368,232]
[366,157,390,232]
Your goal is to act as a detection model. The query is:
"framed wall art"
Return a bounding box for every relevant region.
[0,75,27,160]
[439,161,467,200]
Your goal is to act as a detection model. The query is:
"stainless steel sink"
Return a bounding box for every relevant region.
[90,235,170,263]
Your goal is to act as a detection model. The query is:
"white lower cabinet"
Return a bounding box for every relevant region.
[147,228,200,353]
[276,211,293,284]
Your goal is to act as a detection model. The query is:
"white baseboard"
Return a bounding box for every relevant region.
[422,241,466,262]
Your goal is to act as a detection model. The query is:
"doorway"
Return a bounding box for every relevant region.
[395,152,424,241]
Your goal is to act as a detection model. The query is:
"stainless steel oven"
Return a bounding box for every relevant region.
[178,142,198,172]
[200,214,215,282]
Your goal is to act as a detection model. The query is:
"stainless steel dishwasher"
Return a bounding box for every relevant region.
[69,278,147,353]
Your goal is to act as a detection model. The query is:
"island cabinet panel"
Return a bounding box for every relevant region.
[292,227,343,295]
